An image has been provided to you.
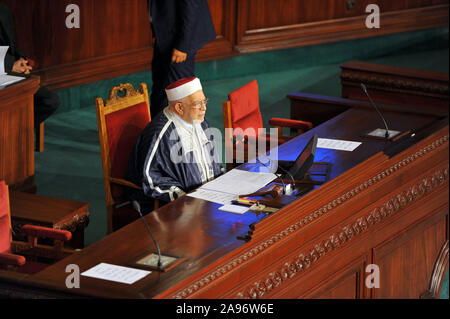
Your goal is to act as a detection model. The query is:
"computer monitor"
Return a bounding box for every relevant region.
[277,134,318,180]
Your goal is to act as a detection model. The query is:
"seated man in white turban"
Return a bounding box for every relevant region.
[127,77,223,213]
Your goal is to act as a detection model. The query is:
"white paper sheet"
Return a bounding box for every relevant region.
[0,46,25,87]
[187,189,238,205]
[200,169,277,196]
[81,263,151,285]
[317,138,361,152]
[218,204,249,214]
[0,74,25,87]
[0,46,8,75]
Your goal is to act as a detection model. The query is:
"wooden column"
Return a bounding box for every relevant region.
[0,76,40,193]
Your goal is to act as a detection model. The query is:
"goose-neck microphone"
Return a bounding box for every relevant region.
[360,83,390,140]
[132,201,162,270]
[256,156,294,195]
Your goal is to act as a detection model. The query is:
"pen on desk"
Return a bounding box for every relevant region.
[231,200,249,207]
[231,199,256,206]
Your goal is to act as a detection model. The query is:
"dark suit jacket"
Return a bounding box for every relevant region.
[0,3,25,72]
[149,0,216,55]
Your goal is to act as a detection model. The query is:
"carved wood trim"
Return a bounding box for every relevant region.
[236,166,449,299]
[340,70,449,97]
[53,214,90,233]
[105,83,141,106]
[168,134,449,299]
[12,213,90,235]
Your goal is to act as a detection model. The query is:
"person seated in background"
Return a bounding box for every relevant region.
[127,77,223,214]
[0,3,59,127]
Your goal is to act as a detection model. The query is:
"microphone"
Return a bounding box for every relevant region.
[256,156,294,195]
[360,83,390,140]
[132,201,162,270]
[274,160,296,191]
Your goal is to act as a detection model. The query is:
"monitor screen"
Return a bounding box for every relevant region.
[287,134,318,180]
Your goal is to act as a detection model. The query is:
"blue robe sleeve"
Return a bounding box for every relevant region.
[141,126,186,203]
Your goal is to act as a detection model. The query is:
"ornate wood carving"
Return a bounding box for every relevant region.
[170,134,449,299]
[105,83,141,106]
[341,70,449,97]
[12,213,89,235]
[236,166,449,299]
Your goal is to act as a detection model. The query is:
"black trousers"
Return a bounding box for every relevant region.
[34,86,59,126]
[150,43,196,118]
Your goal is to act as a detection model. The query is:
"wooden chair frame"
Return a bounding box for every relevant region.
[1,183,74,272]
[96,83,153,234]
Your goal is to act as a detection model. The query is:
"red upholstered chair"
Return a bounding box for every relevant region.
[0,180,73,274]
[223,80,313,170]
[96,83,153,234]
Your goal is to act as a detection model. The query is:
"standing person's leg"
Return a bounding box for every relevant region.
[150,45,196,118]
[150,45,171,118]
[34,86,60,127]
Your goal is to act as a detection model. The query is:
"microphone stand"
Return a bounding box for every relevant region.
[132,201,162,270]
[256,157,294,195]
[361,83,390,141]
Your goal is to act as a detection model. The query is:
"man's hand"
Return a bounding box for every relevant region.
[171,48,187,63]
[12,58,33,74]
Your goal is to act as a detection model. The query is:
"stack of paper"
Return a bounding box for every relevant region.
[188,169,277,205]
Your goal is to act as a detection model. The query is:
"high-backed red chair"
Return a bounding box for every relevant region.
[96,83,153,234]
[0,181,73,274]
[223,80,313,170]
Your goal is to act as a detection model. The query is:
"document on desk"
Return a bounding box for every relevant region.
[201,169,277,195]
[81,263,151,285]
[0,46,25,87]
[0,46,7,75]
[0,74,24,87]
[187,169,277,205]
[188,188,238,205]
[318,138,361,152]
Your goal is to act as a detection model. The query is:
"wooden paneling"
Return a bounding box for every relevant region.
[2,0,448,90]
[287,254,368,299]
[0,77,39,193]
[1,0,236,90]
[243,0,449,29]
[199,0,237,61]
[235,1,449,53]
[341,61,449,113]
[312,271,360,299]
[373,216,447,298]
[2,0,153,90]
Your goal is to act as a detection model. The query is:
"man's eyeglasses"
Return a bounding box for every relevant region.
[184,99,208,109]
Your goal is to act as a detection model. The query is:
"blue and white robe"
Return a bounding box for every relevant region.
[127,107,223,212]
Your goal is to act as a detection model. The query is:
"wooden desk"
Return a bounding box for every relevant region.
[0,76,40,193]
[288,91,449,127]
[340,61,449,113]
[0,103,448,299]
[9,192,90,249]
